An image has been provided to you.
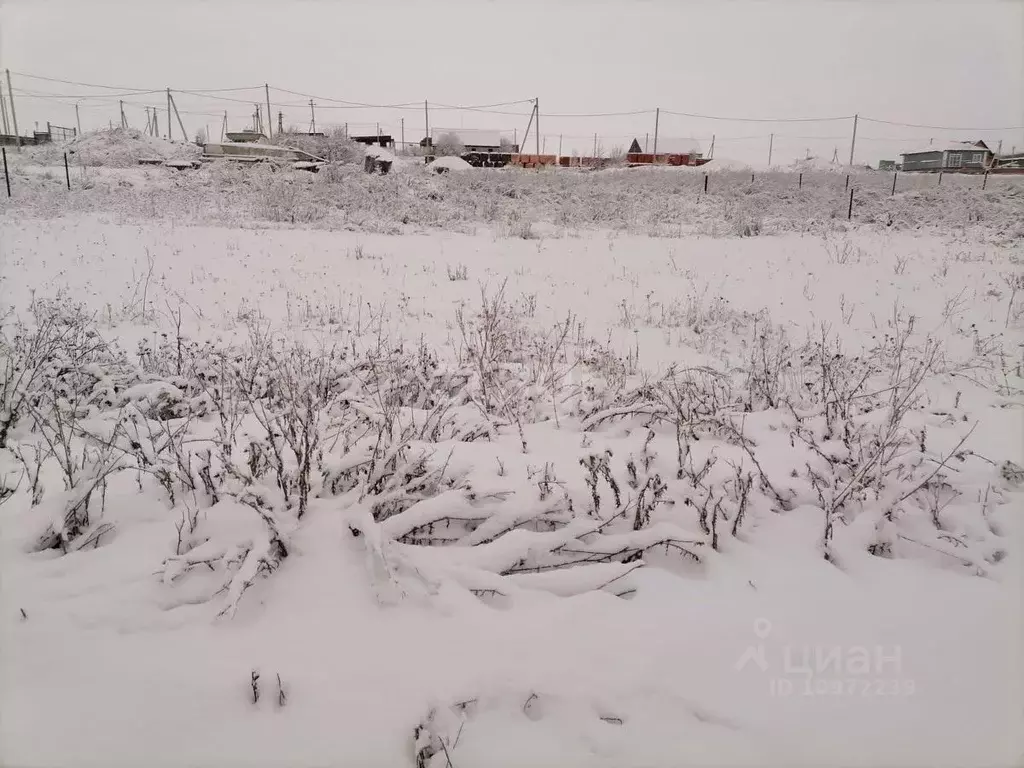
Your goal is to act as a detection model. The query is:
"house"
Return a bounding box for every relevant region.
[350,134,395,149]
[900,141,993,172]
[878,159,898,171]
[627,137,701,156]
[429,129,518,153]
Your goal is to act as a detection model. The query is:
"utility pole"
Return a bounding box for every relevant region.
[653,106,660,157]
[424,100,429,147]
[278,111,283,136]
[169,92,187,141]
[309,100,316,134]
[768,133,774,167]
[144,107,150,135]
[166,89,173,140]
[848,113,858,167]
[120,100,127,129]
[709,134,715,159]
[153,108,159,139]
[5,69,21,148]
[558,134,562,160]
[75,103,82,136]
[535,97,540,158]
[644,132,648,153]
[265,84,273,139]
[400,117,405,151]
[0,93,8,135]
[593,133,598,158]
[221,111,227,142]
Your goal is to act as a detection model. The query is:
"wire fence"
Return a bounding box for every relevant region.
[4,70,1023,168]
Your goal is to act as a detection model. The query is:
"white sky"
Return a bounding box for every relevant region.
[1,0,1022,166]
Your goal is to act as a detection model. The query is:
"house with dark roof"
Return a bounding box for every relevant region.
[900,141,993,172]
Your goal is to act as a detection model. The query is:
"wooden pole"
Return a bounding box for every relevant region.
[424,100,429,147]
[848,113,858,167]
[938,171,942,186]
[309,100,316,134]
[169,92,187,141]
[558,134,562,160]
[593,133,597,158]
[520,104,535,155]
[704,173,708,193]
[64,152,70,190]
[0,93,8,135]
[5,69,21,148]
[400,118,405,151]
[799,172,802,188]
[768,133,774,167]
[75,103,82,136]
[265,84,273,139]
[709,134,715,159]
[2,147,10,196]
[534,97,540,158]
[653,106,660,158]
[153,108,159,138]
[891,171,897,196]
[166,89,173,140]
[847,187,854,220]
[845,173,849,190]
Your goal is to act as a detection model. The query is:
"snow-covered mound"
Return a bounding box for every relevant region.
[28,128,202,168]
[789,154,844,173]
[428,155,472,172]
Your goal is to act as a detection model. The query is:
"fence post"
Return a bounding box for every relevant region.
[847,187,854,220]
[799,172,802,189]
[64,152,71,190]
[938,171,942,186]
[891,171,897,196]
[982,171,988,190]
[704,173,708,194]
[845,173,849,190]
[750,172,755,184]
[2,147,9,197]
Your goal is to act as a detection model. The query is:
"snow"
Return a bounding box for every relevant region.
[428,155,473,171]
[0,161,1023,767]
[28,127,202,168]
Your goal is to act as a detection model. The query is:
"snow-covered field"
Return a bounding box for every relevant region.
[1,145,1023,767]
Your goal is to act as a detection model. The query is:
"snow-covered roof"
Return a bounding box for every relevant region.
[431,129,510,147]
[901,142,990,156]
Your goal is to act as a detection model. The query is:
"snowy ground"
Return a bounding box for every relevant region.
[1,172,1023,766]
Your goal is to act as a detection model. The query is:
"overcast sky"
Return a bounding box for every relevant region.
[2,0,1022,166]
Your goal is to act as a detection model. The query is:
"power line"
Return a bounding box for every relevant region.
[8,70,1023,134]
[860,116,1024,131]
[661,109,852,123]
